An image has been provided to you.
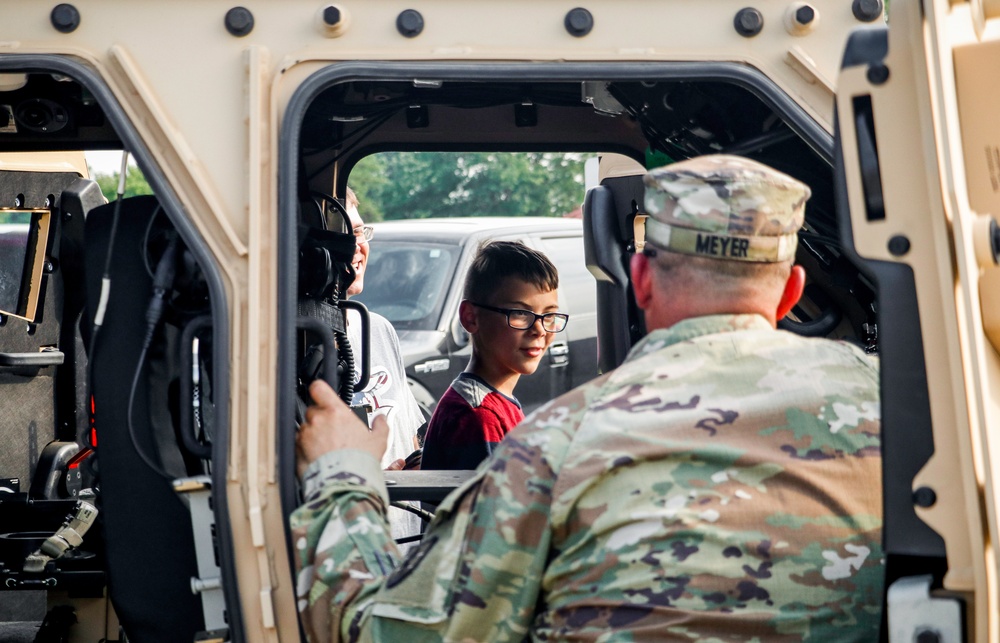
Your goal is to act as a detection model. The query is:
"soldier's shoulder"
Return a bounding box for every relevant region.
[506,372,615,452]
[773,330,880,372]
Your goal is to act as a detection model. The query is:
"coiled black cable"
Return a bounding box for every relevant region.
[335,328,355,405]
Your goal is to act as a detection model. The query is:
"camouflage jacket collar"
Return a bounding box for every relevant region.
[628,313,774,361]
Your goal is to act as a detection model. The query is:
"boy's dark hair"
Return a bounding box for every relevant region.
[464,240,559,302]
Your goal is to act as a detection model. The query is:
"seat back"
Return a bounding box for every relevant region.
[582,154,647,372]
[84,195,204,642]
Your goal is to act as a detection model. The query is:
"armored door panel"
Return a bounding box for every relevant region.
[834,2,1000,639]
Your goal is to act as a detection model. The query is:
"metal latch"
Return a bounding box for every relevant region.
[174,475,227,633]
[887,575,964,642]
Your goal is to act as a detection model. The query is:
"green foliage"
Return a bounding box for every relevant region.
[350,152,587,221]
[0,211,31,225]
[88,153,588,221]
[94,167,154,202]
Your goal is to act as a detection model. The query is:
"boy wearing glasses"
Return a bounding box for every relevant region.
[420,240,568,471]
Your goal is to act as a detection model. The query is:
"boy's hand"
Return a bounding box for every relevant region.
[296,379,389,477]
[384,458,406,471]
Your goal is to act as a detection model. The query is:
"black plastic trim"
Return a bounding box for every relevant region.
[583,185,633,373]
[339,300,371,392]
[852,95,886,221]
[833,72,945,566]
[0,350,64,366]
[0,54,243,642]
[841,26,889,69]
[296,316,339,392]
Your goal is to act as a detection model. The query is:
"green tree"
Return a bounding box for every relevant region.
[350,152,587,220]
[345,155,389,221]
[94,167,154,202]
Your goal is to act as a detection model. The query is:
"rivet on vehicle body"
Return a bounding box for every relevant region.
[396,9,424,38]
[913,486,937,508]
[318,5,349,37]
[50,4,81,33]
[915,629,942,643]
[888,235,910,256]
[852,0,884,22]
[224,7,254,37]
[564,8,594,37]
[867,64,890,85]
[734,8,764,37]
[989,218,1000,264]
[784,3,818,36]
[973,215,1000,266]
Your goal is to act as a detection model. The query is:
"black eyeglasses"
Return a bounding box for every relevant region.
[470,302,569,333]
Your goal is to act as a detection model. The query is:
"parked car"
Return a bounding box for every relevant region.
[355,217,599,416]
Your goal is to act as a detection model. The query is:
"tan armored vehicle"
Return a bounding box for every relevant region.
[0,0,996,641]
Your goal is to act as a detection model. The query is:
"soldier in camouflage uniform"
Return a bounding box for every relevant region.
[292,154,882,642]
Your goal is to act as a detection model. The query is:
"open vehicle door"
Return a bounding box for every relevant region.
[836,0,1000,639]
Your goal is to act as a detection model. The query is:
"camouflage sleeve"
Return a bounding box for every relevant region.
[291,422,571,643]
[291,449,401,643]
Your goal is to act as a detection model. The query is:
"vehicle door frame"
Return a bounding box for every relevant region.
[276,57,839,629]
[0,53,242,641]
[834,1,1000,639]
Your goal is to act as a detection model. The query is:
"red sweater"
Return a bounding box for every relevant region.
[420,373,524,471]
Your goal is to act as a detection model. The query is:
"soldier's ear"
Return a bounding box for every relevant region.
[630,253,654,311]
[776,265,805,320]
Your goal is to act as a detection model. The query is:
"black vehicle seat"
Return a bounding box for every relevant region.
[582,153,648,373]
[57,178,106,450]
[83,195,204,643]
[24,178,107,502]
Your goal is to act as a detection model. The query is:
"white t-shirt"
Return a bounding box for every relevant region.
[346,308,425,542]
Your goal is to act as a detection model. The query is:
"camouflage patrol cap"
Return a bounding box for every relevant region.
[642,154,811,263]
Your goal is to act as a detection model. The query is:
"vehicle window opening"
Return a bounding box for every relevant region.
[280,62,898,643]
[283,67,881,546]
